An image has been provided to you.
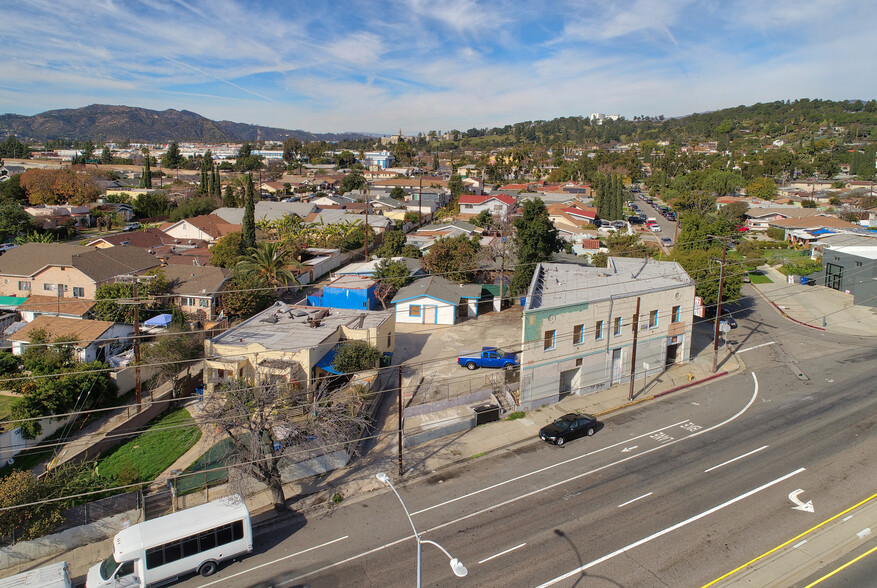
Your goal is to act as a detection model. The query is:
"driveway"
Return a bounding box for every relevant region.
[394,308,522,407]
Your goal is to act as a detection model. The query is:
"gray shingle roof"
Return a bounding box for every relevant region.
[392,275,482,305]
[213,201,318,224]
[160,265,232,296]
[0,243,161,282]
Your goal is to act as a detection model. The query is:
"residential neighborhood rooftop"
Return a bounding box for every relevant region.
[210,302,393,354]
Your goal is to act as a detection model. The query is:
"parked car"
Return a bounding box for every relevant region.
[666,212,677,221]
[539,413,600,446]
[122,222,141,232]
[0,243,18,254]
[628,215,645,225]
[457,347,519,370]
[720,308,738,329]
[661,237,673,247]
[649,223,662,232]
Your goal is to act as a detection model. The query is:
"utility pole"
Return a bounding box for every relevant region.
[364,186,370,260]
[628,297,641,401]
[117,274,154,412]
[710,237,730,373]
[398,365,404,477]
[418,171,423,227]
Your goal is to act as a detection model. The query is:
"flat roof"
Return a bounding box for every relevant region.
[327,275,376,289]
[211,303,392,354]
[526,259,694,311]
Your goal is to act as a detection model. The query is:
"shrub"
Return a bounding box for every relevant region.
[779,258,823,276]
[333,341,382,374]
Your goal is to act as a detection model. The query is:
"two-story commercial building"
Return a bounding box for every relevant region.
[519,260,695,409]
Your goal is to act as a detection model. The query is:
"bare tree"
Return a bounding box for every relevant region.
[476,215,517,305]
[201,378,370,511]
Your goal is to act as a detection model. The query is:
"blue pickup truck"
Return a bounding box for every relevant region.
[457,347,519,370]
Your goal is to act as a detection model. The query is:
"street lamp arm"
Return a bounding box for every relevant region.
[421,540,468,578]
[378,474,420,539]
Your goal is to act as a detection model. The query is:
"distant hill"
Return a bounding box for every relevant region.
[0,104,372,143]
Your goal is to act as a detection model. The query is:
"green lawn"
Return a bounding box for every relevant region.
[0,395,16,426]
[97,408,201,485]
[748,272,773,284]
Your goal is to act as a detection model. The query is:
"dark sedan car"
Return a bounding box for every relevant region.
[539,413,599,446]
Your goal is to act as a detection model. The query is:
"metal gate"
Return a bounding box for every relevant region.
[143,489,173,520]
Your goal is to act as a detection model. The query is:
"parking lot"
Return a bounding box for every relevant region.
[393,308,522,407]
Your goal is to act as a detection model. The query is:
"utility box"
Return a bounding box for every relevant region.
[473,404,500,425]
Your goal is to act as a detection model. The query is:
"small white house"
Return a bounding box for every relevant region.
[458,194,516,219]
[392,276,482,325]
[8,316,132,363]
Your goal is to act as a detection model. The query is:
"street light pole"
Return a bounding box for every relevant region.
[376,473,467,587]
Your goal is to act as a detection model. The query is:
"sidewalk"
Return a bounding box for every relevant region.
[750,266,877,337]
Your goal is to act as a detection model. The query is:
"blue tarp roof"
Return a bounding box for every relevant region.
[809,228,835,236]
[315,347,343,375]
[144,314,173,327]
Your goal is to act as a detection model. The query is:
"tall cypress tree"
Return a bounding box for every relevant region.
[213,165,221,196]
[140,150,152,189]
[241,173,256,251]
[207,165,215,196]
[614,174,623,220]
[223,184,237,207]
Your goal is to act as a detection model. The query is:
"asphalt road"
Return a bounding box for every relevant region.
[172,292,877,588]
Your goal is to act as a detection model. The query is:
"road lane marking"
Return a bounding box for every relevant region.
[535,468,806,588]
[801,544,877,588]
[857,528,871,539]
[704,445,769,473]
[793,540,807,548]
[702,491,877,587]
[282,377,762,586]
[478,542,526,564]
[618,492,653,508]
[843,515,853,521]
[200,535,348,588]
[410,419,690,516]
[736,341,776,354]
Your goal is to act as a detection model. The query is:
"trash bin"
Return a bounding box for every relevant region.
[800,276,810,286]
[473,404,500,425]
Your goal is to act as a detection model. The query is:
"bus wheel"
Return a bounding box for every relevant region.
[199,561,218,577]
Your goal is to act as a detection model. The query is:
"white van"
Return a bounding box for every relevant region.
[86,496,252,588]
[0,561,72,588]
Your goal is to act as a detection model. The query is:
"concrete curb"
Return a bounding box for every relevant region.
[652,371,729,399]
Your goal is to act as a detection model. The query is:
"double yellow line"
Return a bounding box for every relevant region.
[702,491,877,587]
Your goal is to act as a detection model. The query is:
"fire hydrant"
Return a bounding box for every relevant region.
[688,372,694,382]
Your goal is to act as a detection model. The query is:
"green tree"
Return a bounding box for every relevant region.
[675,211,734,252]
[220,273,274,318]
[373,258,414,309]
[282,138,301,164]
[447,174,464,199]
[210,232,243,268]
[199,150,212,195]
[745,177,777,200]
[162,142,184,169]
[421,234,480,283]
[0,173,28,203]
[0,202,34,242]
[241,174,256,250]
[0,135,31,159]
[801,199,818,208]
[340,169,368,194]
[718,201,749,226]
[605,231,649,258]
[390,186,407,200]
[673,248,742,306]
[332,340,382,373]
[704,170,745,196]
[100,145,113,164]
[223,183,238,207]
[472,209,493,228]
[511,198,563,293]
[139,149,152,188]
[133,191,170,218]
[236,241,301,296]
[376,229,406,258]
[166,196,219,222]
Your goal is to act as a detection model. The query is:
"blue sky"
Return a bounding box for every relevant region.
[2,0,875,135]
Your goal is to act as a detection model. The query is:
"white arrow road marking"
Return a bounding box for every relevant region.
[789,489,815,513]
[621,445,639,452]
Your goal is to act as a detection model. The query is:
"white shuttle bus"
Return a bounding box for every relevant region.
[86,496,252,588]
[0,561,73,588]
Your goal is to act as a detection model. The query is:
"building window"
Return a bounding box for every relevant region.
[672,305,680,323]
[18,281,30,291]
[199,299,210,308]
[409,305,421,317]
[575,358,583,367]
[43,283,57,291]
[856,261,863,267]
[573,324,584,344]
[595,320,604,340]
[649,310,658,328]
[73,287,84,298]
[613,317,622,336]
[544,329,556,350]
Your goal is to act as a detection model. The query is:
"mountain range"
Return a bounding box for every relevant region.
[0,104,373,144]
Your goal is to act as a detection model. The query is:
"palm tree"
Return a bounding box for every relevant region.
[236,242,303,297]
